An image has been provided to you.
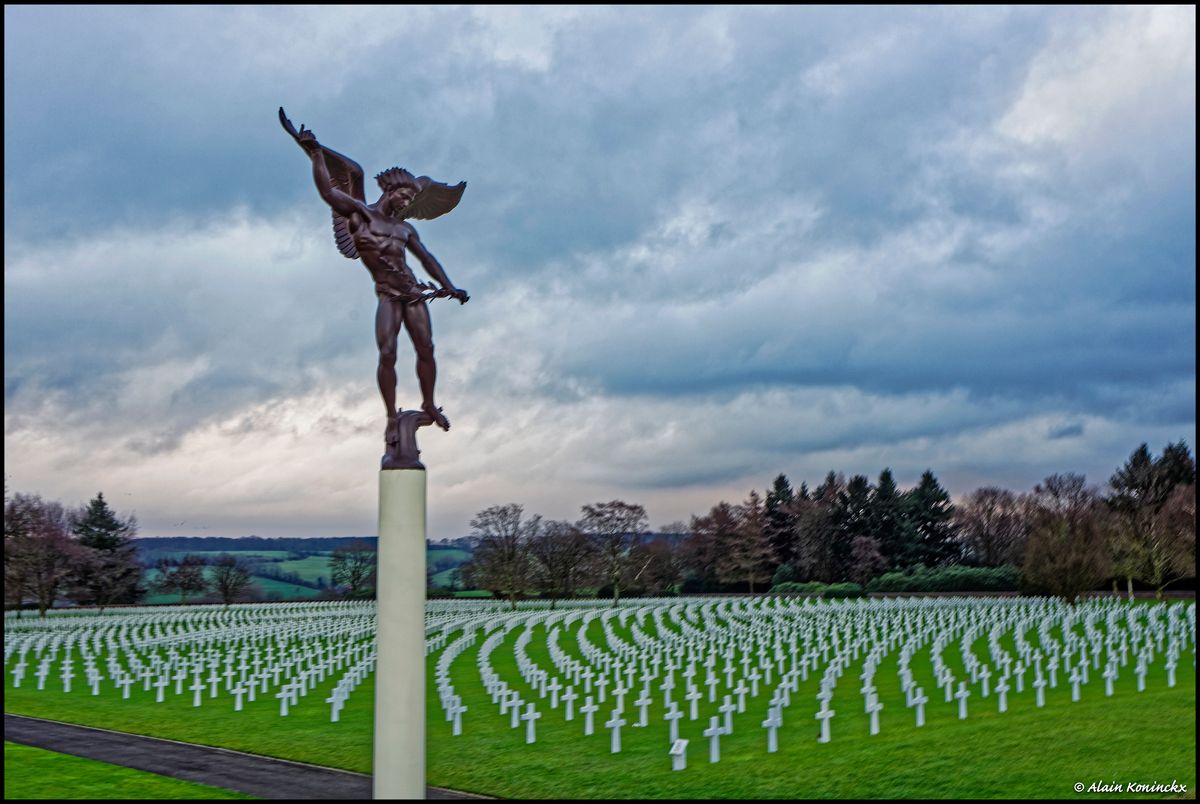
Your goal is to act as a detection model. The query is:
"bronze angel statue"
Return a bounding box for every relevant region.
[280,108,468,469]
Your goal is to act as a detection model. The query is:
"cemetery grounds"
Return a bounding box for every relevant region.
[3,596,1196,799]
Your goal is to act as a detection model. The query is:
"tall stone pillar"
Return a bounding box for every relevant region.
[373,468,426,799]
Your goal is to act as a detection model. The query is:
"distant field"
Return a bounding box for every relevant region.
[274,556,334,583]
[132,546,473,603]
[428,547,471,563]
[247,577,323,600]
[140,568,323,604]
[142,550,296,561]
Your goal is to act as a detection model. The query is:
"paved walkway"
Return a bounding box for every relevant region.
[5,714,491,800]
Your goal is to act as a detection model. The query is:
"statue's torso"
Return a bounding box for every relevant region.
[350,211,421,300]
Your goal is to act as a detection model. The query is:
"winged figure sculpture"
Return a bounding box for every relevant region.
[280,107,469,469]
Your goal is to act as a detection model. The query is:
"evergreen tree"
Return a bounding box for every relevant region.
[765,474,797,571]
[70,492,144,609]
[1154,441,1196,490]
[73,493,133,550]
[901,470,959,567]
[872,469,904,569]
[833,475,873,581]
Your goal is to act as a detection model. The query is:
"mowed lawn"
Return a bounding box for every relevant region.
[3,742,255,799]
[3,606,1195,799]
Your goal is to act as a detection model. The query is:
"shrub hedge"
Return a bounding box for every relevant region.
[865,564,1020,593]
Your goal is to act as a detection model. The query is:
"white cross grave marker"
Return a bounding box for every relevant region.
[763,707,782,753]
[606,712,626,753]
[522,703,541,745]
[704,716,723,763]
[956,682,970,720]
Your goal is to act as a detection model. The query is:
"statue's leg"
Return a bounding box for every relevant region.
[376,299,402,442]
[403,302,449,431]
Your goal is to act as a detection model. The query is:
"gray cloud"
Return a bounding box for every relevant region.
[4,6,1195,538]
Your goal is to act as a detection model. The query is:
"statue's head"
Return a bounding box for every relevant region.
[375,167,420,217]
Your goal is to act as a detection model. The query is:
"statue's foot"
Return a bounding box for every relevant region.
[423,404,450,431]
[385,413,400,445]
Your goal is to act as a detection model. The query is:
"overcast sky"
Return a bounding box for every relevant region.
[4,6,1195,540]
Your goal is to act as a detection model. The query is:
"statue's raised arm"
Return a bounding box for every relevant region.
[281,107,368,259]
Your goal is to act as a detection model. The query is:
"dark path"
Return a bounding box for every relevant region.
[5,714,491,800]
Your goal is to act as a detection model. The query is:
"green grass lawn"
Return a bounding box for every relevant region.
[4,601,1195,799]
[3,742,254,800]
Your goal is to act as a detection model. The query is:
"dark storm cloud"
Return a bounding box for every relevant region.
[4,6,1194,536]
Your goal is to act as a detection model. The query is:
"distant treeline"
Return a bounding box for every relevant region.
[134,536,379,555]
[457,442,1196,607]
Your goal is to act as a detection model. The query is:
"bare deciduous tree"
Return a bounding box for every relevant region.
[465,504,536,610]
[5,493,82,616]
[1138,483,1196,599]
[579,500,647,606]
[527,519,595,607]
[1107,443,1196,598]
[632,533,685,596]
[849,535,888,586]
[330,540,377,599]
[1021,474,1111,602]
[210,554,258,605]
[719,490,775,593]
[955,487,1028,567]
[154,554,210,605]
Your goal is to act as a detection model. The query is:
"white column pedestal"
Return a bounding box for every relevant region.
[374,469,426,799]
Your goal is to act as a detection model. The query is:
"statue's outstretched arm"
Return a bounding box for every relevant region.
[408,229,468,303]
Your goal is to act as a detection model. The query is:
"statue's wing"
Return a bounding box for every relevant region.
[319,146,366,260]
[399,178,467,221]
[332,210,359,260]
[280,107,364,259]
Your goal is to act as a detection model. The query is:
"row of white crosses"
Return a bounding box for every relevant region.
[423,595,1194,771]
[6,602,386,722]
[7,595,1194,769]
[5,599,526,723]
